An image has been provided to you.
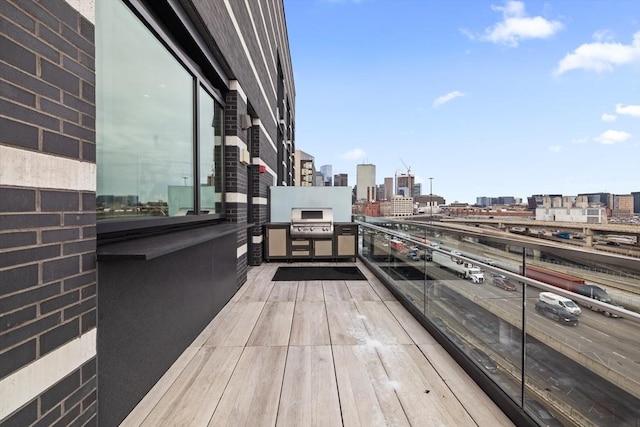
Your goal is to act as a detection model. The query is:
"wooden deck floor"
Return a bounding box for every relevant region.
[121,261,514,426]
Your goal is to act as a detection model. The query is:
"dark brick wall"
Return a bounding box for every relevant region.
[1,359,97,427]
[224,90,249,284]
[0,0,96,425]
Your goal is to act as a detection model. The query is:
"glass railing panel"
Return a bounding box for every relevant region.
[356,216,640,427]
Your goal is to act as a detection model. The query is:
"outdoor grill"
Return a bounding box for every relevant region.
[290,207,334,238]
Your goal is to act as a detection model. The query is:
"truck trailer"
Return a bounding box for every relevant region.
[521,265,621,317]
[433,251,485,283]
[389,239,404,252]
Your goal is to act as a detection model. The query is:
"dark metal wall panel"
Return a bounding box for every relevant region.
[97,232,237,426]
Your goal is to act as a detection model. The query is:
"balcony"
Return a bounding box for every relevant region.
[121,218,639,426]
[121,259,513,426]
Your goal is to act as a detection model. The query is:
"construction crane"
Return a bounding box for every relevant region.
[399,157,411,175]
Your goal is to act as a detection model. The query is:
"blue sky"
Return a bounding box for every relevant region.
[284,0,640,203]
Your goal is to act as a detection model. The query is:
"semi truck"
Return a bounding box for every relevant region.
[521,265,621,317]
[433,251,485,283]
[389,239,404,252]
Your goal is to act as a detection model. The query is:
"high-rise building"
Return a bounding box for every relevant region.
[356,164,376,202]
[612,194,634,216]
[334,173,349,186]
[632,192,640,214]
[294,149,315,186]
[376,184,386,202]
[396,173,414,196]
[412,183,422,198]
[384,177,394,200]
[320,165,333,186]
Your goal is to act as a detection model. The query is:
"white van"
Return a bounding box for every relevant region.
[539,292,582,316]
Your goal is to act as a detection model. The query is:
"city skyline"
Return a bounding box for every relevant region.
[285,0,640,203]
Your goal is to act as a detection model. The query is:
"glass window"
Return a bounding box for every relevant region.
[96,1,223,223]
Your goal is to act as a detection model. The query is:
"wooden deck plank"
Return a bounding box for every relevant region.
[354,300,413,345]
[120,347,199,427]
[361,273,397,301]
[190,300,237,348]
[126,262,514,426]
[333,345,410,426]
[140,346,243,426]
[376,344,476,426]
[207,346,287,427]
[384,300,440,345]
[322,280,352,301]
[276,345,341,426]
[289,301,331,346]
[344,280,381,301]
[325,300,370,345]
[237,272,275,302]
[204,301,265,347]
[232,264,278,302]
[418,343,515,426]
[268,281,298,301]
[247,301,295,347]
[296,280,324,301]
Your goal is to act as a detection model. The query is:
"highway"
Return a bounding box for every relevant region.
[370,252,640,426]
[366,236,640,400]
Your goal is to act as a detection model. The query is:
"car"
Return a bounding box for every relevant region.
[468,347,498,373]
[407,252,420,261]
[534,301,579,326]
[493,275,516,291]
[606,241,621,246]
[525,399,564,427]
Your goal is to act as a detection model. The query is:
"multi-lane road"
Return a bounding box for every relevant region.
[366,233,640,426]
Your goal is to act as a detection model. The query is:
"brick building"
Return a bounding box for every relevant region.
[0,0,295,425]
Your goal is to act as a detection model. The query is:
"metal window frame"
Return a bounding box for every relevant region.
[98,0,228,238]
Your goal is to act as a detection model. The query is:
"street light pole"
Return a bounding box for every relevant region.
[429,177,434,224]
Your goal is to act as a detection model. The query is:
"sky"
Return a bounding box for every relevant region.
[283,0,640,204]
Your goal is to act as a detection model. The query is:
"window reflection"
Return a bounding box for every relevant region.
[97,0,198,221]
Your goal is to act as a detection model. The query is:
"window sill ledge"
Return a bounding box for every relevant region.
[97,223,249,261]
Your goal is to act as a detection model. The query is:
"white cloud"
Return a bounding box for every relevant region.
[616,104,640,117]
[433,91,466,107]
[548,145,562,152]
[340,148,366,160]
[476,1,563,47]
[601,113,617,122]
[595,130,632,145]
[571,137,588,144]
[593,29,615,43]
[555,31,640,74]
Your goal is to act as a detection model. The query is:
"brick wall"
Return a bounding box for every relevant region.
[224,87,249,286]
[0,0,97,425]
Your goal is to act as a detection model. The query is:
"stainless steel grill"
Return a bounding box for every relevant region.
[290,207,334,238]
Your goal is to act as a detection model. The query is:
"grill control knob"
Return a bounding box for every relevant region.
[310,227,314,231]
